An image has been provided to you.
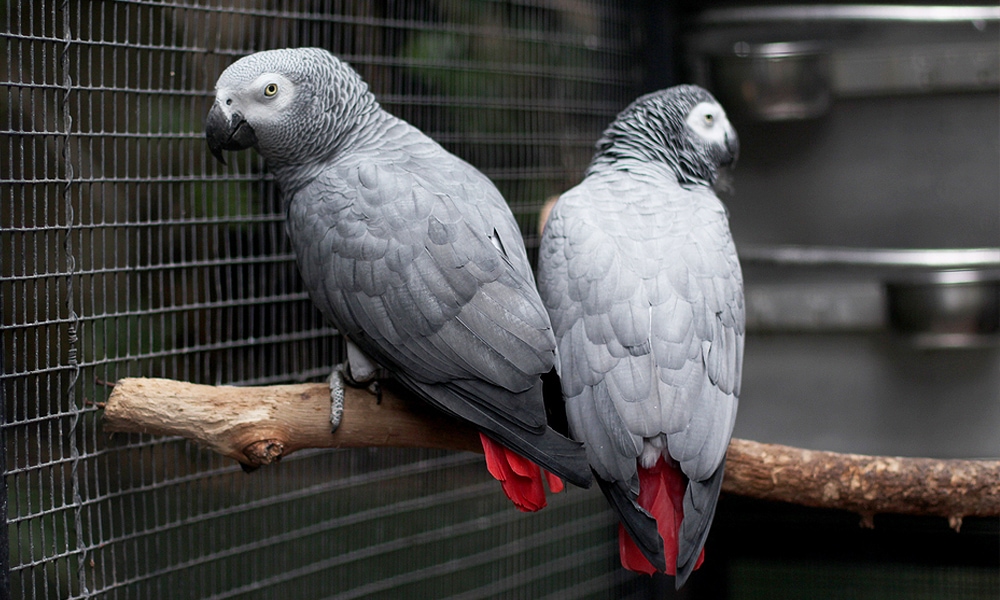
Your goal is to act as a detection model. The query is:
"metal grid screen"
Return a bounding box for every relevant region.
[1,1,641,598]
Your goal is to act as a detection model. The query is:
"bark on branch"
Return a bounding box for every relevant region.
[102,378,483,464]
[722,438,999,530]
[103,377,999,527]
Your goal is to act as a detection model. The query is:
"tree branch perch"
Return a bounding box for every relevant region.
[103,377,999,527]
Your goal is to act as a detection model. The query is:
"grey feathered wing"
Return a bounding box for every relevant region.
[539,168,743,583]
[286,122,589,487]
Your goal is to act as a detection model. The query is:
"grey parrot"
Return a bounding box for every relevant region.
[537,85,743,587]
[205,47,591,510]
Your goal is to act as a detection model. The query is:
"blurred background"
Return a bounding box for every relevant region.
[1,1,998,599]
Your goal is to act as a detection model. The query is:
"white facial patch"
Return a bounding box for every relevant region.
[216,72,297,122]
[685,101,732,146]
[242,73,297,118]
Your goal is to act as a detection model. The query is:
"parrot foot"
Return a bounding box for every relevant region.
[328,360,385,432]
[342,362,382,403]
[368,380,382,404]
[341,339,384,403]
[328,365,347,433]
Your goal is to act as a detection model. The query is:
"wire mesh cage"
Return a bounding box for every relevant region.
[1,1,642,598]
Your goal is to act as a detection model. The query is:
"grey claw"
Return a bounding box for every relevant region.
[328,365,346,433]
[369,380,382,404]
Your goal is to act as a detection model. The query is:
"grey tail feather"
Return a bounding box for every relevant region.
[478,417,593,489]
[395,373,593,489]
[675,460,727,589]
[595,473,667,573]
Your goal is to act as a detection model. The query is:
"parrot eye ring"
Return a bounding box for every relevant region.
[264,83,279,97]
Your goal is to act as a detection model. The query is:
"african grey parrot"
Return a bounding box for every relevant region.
[537,85,743,587]
[204,47,591,510]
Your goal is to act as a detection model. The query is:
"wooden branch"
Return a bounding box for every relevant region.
[723,439,1000,529]
[103,378,1000,527]
[102,378,482,466]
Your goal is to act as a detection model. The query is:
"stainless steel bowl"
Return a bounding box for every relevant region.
[709,41,832,120]
[738,246,1000,347]
[885,269,1000,347]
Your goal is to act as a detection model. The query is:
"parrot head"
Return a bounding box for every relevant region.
[206,48,376,167]
[591,84,739,187]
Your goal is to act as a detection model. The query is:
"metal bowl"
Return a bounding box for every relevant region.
[885,269,1000,347]
[709,41,832,121]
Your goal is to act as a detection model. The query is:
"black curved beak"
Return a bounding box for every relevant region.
[205,102,257,165]
[722,129,740,167]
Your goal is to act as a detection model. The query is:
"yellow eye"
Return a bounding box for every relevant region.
[704,113,714,125]
[264,83,278,97]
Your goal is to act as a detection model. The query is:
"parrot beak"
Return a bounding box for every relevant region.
[205,101,258,165]
[721,129,739,167]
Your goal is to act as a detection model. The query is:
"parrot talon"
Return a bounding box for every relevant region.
[328,360,384,432]
[340,344,382,400]
[340,361,366,388]
[328,365,346,433]
[369,380,382,404]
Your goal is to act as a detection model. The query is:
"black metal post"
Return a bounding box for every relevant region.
[1,301,10,599]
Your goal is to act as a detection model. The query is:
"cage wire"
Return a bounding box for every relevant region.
[1,0,645,598]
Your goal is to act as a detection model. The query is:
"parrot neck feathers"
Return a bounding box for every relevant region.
[268,96,389,192]
[589,126,717,189]
[587,86,725,188]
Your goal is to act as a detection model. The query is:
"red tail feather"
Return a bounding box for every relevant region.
[619,457,705,575]
[479,433,563,512]
[544,470,565,494]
